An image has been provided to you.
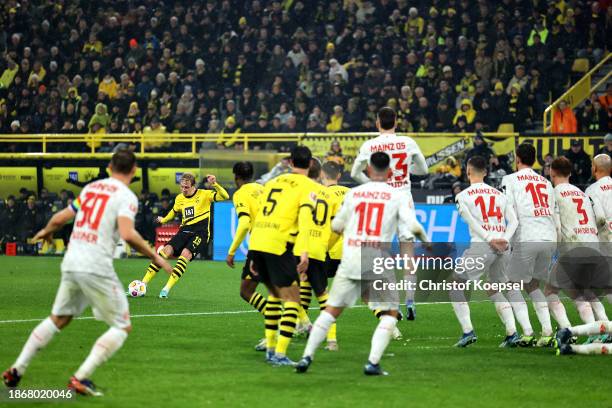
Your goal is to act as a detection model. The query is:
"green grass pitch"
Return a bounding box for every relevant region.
[1,256,610,408]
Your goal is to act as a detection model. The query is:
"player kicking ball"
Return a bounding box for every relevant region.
[452,156,520,348]
[141,172,229,298]
[296,152,427,376]
[2,150,173,396]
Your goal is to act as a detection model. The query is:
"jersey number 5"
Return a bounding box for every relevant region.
[355,202,384,236]
[76,192,111,231]
[262,188,282,216]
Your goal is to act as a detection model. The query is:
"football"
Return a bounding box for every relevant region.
[128,280,147,297]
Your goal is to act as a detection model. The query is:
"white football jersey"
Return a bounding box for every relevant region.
[585,176,612,242]
[554,183,599,243]
[455,182,518,243]
[331,181,426,280]
[351,134,428,193]
[61,177,138,276]
[501,168,556,242]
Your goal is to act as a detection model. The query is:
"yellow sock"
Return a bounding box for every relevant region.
[299,281,312,325]
[373,309,384,319]
[276,301,300,356]
[142,251,168,284]
[317,293,336,342]
[248,292,267,315]
[162,255,189,292]
[265,296,282,351]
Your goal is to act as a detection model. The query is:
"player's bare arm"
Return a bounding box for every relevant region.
[32,207,76,243]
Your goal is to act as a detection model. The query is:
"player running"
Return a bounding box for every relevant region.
[248,146,319,366]
[452,156,520,348]
[225,162,267,351]
[2,149,173,396]
[351,106,428,320]
[141,172,229,298]
[501,143,556,347]
[296,152,427,376]
[545,157,608,337]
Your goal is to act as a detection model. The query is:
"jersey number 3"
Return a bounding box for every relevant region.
[76,192,110,231]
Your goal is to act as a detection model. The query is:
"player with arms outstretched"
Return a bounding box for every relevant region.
[296,152,427,376]
[351,107,428,319]
[501,143,557,347]
[452,156,520,348]
[248,146,319,366]
[141,172,229,298]
[2,150,173,396]
[225,162,267,350]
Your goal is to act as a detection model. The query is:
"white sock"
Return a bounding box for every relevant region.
[74,327,128,380]
[546,293,571,329]
[303,311,335,359]
[575,300,595,324]
[507,290,533,336]
[571,344,612,355]
[404,273,416,303]
[368,315,397,365]
[607,294,612,305]
[451,302,473,334]
[14,317,60,375]
[490,292,516,335]
[590,300,609,321]
[529,289,552,336]
[570,321,612,336]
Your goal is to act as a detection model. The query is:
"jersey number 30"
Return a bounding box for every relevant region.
[76,192,110,231]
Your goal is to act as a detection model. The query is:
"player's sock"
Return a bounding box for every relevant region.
[264,296,282,352]
[162,255,189,292]
[303,311,335,358]
[74,327,127,380]
[373,309,384,319]
[248,292,267,315]
[142,251,168,284]
[570,321,612,336]
[607,293,612,305]
[575,300,595,324]
[317,293,336,342]
[275,301,300,357]
[299,281,313,324]
[13,317,60,375]
[571,344,612,355]
[404,272,416,303]
[451,301,473,334]
[368,315,397,365]
[528,289,552,336]
[546,293,571,329]
[490,292,516,335]
[590,299,609,321]
[507,289,534,336]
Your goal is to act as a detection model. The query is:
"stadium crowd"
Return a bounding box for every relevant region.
[0,0,611,153]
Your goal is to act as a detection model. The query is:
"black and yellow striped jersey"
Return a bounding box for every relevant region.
[228,182,264,256]
[161,183,229,231]
[293,183,334,262]
[327,184,350,260]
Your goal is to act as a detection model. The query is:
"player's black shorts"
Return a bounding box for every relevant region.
[250,245,298,287]
[297,257,328,295]
[167,227,208,257]
[325,254,341,278]
[240,251,261,282]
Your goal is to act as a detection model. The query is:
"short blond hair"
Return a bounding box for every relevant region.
[180,172,196,186]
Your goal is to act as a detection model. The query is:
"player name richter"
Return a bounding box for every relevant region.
[372,279,524,292]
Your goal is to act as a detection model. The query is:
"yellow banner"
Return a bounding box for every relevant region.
[303,135,516,171]
[148,168,200,196]
[0,167,37,197]
[42,167,143,195]
[519,135,606,169]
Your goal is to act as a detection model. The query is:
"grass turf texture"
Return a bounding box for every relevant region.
[1,256,610,408]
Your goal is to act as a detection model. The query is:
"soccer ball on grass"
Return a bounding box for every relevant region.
[128,280,147,297]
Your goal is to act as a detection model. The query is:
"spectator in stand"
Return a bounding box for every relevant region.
[464,132,494,166]
[564,140,592,186]
[597,133,612,159]
[325,140,345,169]
[487,154,513,189]
[552,100,578,134]
[326,105,344,132]
[452,99,476,131]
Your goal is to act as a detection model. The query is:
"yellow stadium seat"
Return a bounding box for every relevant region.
[497,123,514,133]
[571,58,589,73]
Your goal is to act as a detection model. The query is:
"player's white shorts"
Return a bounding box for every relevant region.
[507,241,555,283]
[52,271,131,329]
[455,245,510,283]
[327,274,399,311]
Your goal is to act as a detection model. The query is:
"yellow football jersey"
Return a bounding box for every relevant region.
[327,184,350,260]
[228,182,264,256]
[249,173,318,256]
[293,184,334,262]
[160,184,229,234]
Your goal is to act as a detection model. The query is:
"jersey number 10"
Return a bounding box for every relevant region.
[355,202,384,236]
